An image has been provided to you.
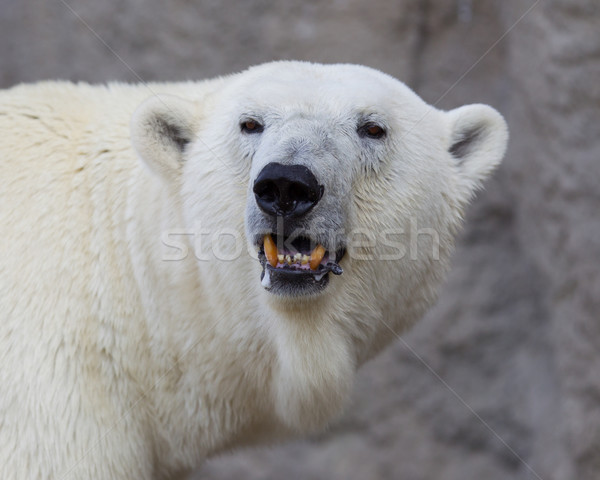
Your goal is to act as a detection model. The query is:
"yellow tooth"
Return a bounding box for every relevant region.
[277,254,285,264]
[286,255,293,264]
[309,244,326,270]
[301,255,309,265]
[293,253,302,263]
[264,235,278,268]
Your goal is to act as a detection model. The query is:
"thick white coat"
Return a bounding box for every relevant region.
[0,62,507,479]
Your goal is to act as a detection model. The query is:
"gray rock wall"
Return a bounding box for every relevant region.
[2,0,598,478]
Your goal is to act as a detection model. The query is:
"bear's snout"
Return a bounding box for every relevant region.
[253,162,324,218]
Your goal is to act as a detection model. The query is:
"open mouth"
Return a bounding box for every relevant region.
[257,234,345,295]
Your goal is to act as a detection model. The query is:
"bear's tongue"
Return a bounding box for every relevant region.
[263,234,326,270]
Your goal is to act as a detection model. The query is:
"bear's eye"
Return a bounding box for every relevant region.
[358,123,386,139]
[241,119,264,134]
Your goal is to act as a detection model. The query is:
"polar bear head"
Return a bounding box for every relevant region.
[132,61,507,304]
[130,61,507,432]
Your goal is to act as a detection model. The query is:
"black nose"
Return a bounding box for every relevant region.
[253,162,324,217]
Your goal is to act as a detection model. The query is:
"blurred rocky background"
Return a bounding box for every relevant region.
[2,0,599,478]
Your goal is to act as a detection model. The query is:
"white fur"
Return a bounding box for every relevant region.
[0,62,507,479]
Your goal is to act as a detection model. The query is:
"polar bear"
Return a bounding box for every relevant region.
[0,61,507,479]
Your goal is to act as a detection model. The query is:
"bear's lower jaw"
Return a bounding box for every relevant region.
[260,265,331,297]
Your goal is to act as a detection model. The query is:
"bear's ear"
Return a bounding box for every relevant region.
[130,94,197,181]
[446,104,508,199]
